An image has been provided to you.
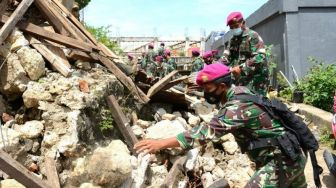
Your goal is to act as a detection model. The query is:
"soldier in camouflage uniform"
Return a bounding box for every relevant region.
[144,44,157,77]
[135,63,307,188]
[157,42,166,57]
[163,49,177,74]
[191,49,204,72]
[225,12,269,96]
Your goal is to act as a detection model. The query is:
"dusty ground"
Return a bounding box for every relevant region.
[305,147,336,188]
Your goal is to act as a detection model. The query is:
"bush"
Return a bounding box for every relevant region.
[299,57,336,112]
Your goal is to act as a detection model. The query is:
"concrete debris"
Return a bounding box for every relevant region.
[0,179,25,188]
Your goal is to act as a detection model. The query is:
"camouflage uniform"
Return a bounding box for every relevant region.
[226,27,269,95]
[157,47,165,57]
[144,49,157,76]
[176,86,307,187]
[191,57,204,72]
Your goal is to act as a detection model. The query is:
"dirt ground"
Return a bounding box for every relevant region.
[305,147,336,188]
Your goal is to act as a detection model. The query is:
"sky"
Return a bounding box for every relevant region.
[83,0,269,39]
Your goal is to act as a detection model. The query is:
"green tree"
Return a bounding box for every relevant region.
[85,24,123,55]
[75,0,91,10]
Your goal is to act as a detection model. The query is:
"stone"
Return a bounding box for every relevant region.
[136,119,152,129]
[0,125,22,152]
[222,141,239,155]
[148,165,168,187]
[22,82,53,108]
[86,140,132,187]
[28,162,39,173]
[201,157,216,172]
[8,30,29,52]
[19,120,44,139]
[154,108,167,121]
[188,114,200,127]
[80,183,101,188]
[56,89,86,110]
[132,125,144,137]
[79,79,90,93]
[17,46,45,80]
[212,166,225,180]
[75,60,91,70]
[161,113,176,121]
[174,117,188,129]
[0,95,6,115]
[42,131,60,147]
[0,179,25,188]
[220,133,235,142]
[172,111,182,117]
[2,113,14,122]
[145,120,186,140]
[191,101,215,116]
[201,172,214,188]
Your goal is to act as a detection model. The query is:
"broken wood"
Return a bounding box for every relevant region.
[68,50,98,62]
[147,70,178,98]
[94,54,150,104]
[0,149,51,188]
[0,0,34,44]
[98,42,118,58]
[106,95,138,153]
[45,41,71,68]
[161,156,187,188]
[0,15,95,52]
[28,36,72,77]
[45,157,61,188]
[208,178,230,188]
[161,75,188,91]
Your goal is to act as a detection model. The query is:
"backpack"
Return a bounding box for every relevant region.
[233,94,323,188]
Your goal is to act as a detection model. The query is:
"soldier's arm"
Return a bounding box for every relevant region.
[241,32,266,75]
[176,101,254,149]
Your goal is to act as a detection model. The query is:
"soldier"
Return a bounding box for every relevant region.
[135,63,307,188]
[224,12,269,96]
[191,49,204,72]
[202,51,213,65]
[157,42,166,57]
[163,49,177,73]
[144,44,157,77]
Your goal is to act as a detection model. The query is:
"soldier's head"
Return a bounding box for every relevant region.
[148,44,154,49]
[192,49,200,57]
[156,56,163,64]
[164,49,171,57]
[202,51,213,65]
[196,63,232,104]
[227,12,245,36]
[160,42,165,47]
[127,53,134,61]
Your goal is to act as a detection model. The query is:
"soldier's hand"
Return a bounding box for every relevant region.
[231,66,241,77]
[134,139,164,154]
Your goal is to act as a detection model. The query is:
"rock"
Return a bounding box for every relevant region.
[56,89,86,110]
[161,113,176,121]
[28,162,39,173]
[19,120,44,139]
[222,141,239,155]
[2,113,14,122]
[200,157,216,172]
[201,172,214,188]
[191,101,215,116]
[0,95,6,115]
[172,111,182,117]
[8,30,29,52]
[0,125,22,152]
[86,140,132,187]
[75,60,91,70]
[220,133,235,142]
[212,166,225,180]
[22,82,53,108]
[154,108,167,121]
[79,79,90,93]
[148,165,168,187]
[132,125,144,137]
[0,179,25,188]
[42,131,59,147]
[80,183,101,188]
[136,119,152,129]
[0,53,29,99]
[188,114,200,127]
[174,117,188,129]
[17,46,45,80]
[145,120,186,140]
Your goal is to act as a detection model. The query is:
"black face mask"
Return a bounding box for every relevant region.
[204,90,222,104]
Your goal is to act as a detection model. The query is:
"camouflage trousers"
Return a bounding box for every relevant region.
[245,153,307,188]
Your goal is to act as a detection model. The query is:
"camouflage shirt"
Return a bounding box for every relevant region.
[226,27,269,95]
[191,57,204,72]
[176,86,286,166]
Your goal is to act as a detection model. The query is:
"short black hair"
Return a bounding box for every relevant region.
[212,74,232,86]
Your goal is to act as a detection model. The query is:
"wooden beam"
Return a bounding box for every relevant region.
[0,0,34,44]
[45,42,71,68]
[0,15,95,52]
[147,70,178,98]
[50,0,99,45]
[162,75,188,90]
[45,157,61,188]
[28,36,72,77]
[0,149,51,188]
[106,95,138,153]
[68,50,98,62]
[94,53,150,104]
[98,43,118,58]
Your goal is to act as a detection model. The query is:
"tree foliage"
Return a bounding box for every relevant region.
[75,0,91,10]
[85,24,123,55]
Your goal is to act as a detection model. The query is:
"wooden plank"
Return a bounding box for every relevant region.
[147,70,178,98]
[33,0,66,35]
[0,149,51,188]
[28,36,72,77]
[106,95,138,153]
[0,0,10,15]
[94,53,150,104]
[208,178,230,188]
[51,0,99,45]
[98,43,118,58]
[45,41,71,68]
[68,50,98,62]
[0,0,34,44]
[45,157,61,188]
[160,156,187,188]
[0,14,94,52]
[162,75,188,90]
